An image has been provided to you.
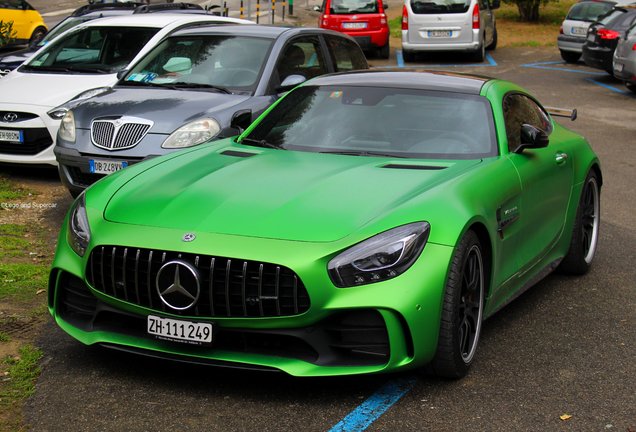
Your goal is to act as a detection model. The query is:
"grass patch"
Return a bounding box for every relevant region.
[0,264,48,302]
[389,16,402,39]
[0,332,9,343]
[0,224,30,259]
[1,346,43,400]
[0,176,32,201]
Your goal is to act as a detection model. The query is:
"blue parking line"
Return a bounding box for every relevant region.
[521,60,606,76]
[586,77,630,94]
[390,51,497,68]
[328,376,417,432]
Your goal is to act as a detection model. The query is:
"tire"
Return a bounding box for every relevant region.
[402,49,415,63]
[377,41,390,59]
[428,230,485,379]
[625,82,636,94]
[558,170,600,275]
[486,28,497,51]
[560,50,580,63]
[470,40,485,62]
[29,27,47,47]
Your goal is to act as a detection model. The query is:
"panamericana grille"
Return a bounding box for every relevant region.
[0,127,52,155]
[86,246,310,318]
[91,117,153,151]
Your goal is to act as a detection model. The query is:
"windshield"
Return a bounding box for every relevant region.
[36,17,90,47]
[121,35,274,94]
[330,0,378,14]
[566,2,614,22]
[410,0,471,14]
[598,9,624,25]
[242,85,497,160]
[23,26,158,74]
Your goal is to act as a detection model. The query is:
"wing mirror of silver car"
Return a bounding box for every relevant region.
[277,74,307,94]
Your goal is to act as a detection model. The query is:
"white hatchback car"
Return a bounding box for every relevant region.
[401,0,499,62]
[0,13,251,166]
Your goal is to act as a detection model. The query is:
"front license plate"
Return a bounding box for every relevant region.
[89,159,128,174]
[147,315,213,345]
[571,26,586,36]
[428,30,452,38]
[0,129,23,143]
[342,22,367,29]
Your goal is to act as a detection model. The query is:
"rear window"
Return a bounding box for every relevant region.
[410,0,471,14]
[566,1,614,22]
[329,0,378,14]
[598,8,624,25]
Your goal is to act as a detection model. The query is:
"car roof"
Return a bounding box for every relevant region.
[304,70,490,94]
[75,13,248,28]
[172,24,297,38]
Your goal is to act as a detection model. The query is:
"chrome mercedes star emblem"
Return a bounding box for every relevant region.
[156,260,201,310]
[3,113,18,122]
[182,233,196,242]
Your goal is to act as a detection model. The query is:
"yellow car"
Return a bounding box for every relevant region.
[0,0,47,46]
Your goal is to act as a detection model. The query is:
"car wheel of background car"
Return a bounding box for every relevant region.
[560,50,580,64]
[377,41,390,59]
[625,82,636,94]
[486,28,497,51]
[471,39,485,62]
[29,27,47,47]
[402,49,416,62]
[428,230,485,379]
[558,170,600,275]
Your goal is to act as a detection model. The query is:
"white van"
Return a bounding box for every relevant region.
[401,0,499,62]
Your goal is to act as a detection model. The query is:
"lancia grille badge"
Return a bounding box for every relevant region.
[182,233,196,242]
[156,260,201,310]
[3,113,18,122]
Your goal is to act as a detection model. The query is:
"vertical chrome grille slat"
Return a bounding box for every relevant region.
[86,247,309,318]
[91,118,152,151]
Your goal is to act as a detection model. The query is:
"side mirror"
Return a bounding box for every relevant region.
[515,124,549,153]
[490,0,500,9]
[116,69,128,80]
[313,5,322,11]
[383,2,388,9]
[276,74,306,93]
[231,110,252,134]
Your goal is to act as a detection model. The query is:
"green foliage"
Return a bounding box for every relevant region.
[502,0,572,22]
[0,176,32,201]
[0,345,43,403]
[0,264,48,302]
[0,21,17,48]
[0,332,9,343]
[389,16,402,39]
[0,225,30,259]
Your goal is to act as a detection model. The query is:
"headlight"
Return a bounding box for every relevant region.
[67,192,91,257]
[328,222,430,287]
[47,107,68,120]
[70,86,110,103]
[58,110,76,143]
[161,118,221,149]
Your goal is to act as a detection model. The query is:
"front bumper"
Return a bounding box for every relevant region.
[49,216,454,376]
[0,103,58,166]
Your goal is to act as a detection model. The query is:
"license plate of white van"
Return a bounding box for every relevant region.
[428,30,452,38]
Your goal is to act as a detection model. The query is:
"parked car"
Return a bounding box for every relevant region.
[55,25,368,196]
[557,0,617,63]
[0,0,47,47]
[314,0,390,58]
[401,0,499,62]
[0,14,252,167]
[48,70,601,378]
[582,4,636,73]
[612,21,636,92]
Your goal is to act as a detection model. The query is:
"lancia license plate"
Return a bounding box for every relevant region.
[571,26,586,36]
[0,129,23,143]
[343,22,367,29]
[428,30,452,38]
[147,315,213,345]
[89,159,128,174]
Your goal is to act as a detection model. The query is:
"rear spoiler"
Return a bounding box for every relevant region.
[545,106,577,121]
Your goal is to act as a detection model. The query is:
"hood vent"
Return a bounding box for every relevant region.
[220,150,257,158]
[381,163,447,171]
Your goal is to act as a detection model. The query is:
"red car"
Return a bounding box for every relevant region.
[315,0,390,58]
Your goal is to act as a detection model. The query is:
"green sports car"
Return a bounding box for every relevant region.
[48,71,601,378]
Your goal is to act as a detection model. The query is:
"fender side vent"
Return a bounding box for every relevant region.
[382,163,446,170]
[221,150,257,158]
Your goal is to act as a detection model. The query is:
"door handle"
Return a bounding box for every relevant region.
[555,152,568,165]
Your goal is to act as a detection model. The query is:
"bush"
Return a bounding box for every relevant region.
[0,20,17,48]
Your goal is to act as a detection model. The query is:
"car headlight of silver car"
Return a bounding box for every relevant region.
[161,118,221,149]
[67,192,91,257]
[328,222,430,287]
[58,110,76,143]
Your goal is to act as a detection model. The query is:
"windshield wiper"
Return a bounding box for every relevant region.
[168,82,232,94]
[240,137,281,149]
[118,81,169,88]
[320,150,407,158]
[21,65,73,73]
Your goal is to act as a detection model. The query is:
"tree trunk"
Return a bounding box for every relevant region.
[516,0,541,22]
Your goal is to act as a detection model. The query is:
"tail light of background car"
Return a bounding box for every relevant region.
[402,5,408,30]
[472,3,480,30]
[559,26,564,34]
[632,42,636,50]
[597,28,620,40]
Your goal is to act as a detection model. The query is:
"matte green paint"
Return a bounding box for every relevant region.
[48,78,600,376]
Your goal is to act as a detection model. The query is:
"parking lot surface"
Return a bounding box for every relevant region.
[6,45,630,431]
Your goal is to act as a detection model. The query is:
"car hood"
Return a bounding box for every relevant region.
[0,48,35,70]
[0,71,117,108]
[73,88,251,133]
[103,143,481,242]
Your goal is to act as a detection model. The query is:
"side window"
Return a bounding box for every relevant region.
[276,36,328,84]
[325,35,368,72]
[503,94,552,153]
[2,0,21,9]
